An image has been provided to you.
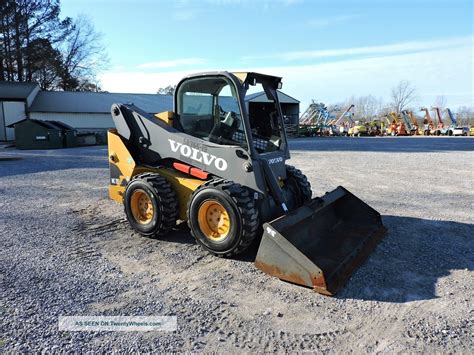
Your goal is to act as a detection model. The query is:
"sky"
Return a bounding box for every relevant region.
[60,0,473,111]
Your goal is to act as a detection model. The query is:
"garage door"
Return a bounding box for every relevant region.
[2,101,26,140]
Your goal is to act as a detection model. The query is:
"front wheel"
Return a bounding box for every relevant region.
[187,180,259,257]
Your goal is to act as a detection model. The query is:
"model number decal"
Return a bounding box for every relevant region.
[268,157,283,165]
[168,139,228,171]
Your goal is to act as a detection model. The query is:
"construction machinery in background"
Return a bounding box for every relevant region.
[420,107,436,135]
[406,110,423,135]
[385,112,408,136]
[366,119,386,136]
[107,71,386,296]
[400,110,419,135]
[443,108,468,136]
[431,107,447,136]
[298,101,330,137]
[328,104,355,136]
[348,121,368,137]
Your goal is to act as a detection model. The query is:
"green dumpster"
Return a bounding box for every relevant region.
[8,119,63,149]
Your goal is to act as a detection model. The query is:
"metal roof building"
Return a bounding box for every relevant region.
[245,90,300,126]
[29,91,173,114]
[1,82,300,141]
[0,82,40,140]
[28,91,173,132]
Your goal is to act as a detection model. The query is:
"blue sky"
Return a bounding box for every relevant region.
[61,0,473,110]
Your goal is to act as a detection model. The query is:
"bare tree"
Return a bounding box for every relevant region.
[433,95,447,111]
[390,80,417,114]
[340,95,383,121]
[355,95,383,120]
[456,106,474,126]
[57,15,107,91]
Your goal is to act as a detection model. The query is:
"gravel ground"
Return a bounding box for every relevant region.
[1,137,473,352]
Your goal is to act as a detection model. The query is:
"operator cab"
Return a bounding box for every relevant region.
[175,72,287,155]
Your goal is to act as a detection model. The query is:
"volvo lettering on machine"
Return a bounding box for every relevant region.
[168,139,228,171]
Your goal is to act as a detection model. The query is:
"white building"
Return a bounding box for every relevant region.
[1,82,299,141]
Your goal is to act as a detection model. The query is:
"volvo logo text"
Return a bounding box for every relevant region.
[168,139,228,171]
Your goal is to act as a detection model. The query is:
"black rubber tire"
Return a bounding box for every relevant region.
[124,173,178,237]
[187,179,259,257]
[285,165,312,207]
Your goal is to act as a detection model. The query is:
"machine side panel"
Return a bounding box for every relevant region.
[112,103,268,194]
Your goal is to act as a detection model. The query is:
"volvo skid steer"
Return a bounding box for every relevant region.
[107,72,386,295]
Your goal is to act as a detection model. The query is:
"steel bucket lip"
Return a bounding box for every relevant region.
[254,186,387,296]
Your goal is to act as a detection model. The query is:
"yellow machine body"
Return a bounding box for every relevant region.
[107,129,204,220]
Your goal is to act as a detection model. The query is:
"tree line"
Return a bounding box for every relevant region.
[0,0,106,91]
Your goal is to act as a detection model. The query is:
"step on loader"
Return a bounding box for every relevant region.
[107,71,387,295]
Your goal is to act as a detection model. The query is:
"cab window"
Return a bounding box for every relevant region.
[177,77,247,148]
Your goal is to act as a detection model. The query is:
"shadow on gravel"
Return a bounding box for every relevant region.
[165,222,197,245]
[165,223,262,263]
[114,212,473,303]
[164,215,474,303]
[289,137,474,153]
[336,215,474,303]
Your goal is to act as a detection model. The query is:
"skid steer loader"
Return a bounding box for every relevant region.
[108,71,386,295]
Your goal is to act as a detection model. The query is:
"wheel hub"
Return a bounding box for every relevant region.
[130,189,154,224]
[197,200,230,241]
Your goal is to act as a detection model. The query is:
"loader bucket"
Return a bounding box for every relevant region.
[255,186,387,296]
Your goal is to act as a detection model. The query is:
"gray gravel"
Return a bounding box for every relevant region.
[1,137,473,352]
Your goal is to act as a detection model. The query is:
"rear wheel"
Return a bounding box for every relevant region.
[285,165,312,209]
[124,173,178,237]
[187,180,259,257]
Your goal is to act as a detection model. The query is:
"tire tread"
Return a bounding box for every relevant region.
[187,179,259,257]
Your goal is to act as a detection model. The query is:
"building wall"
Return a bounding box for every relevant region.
[1,101,27,140]
[29,112,114,130]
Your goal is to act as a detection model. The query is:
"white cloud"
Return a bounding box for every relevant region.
[253,46,473,110]
[244,36,473,62]
[99,69,195,93]
[99,43,472,110]
[137,58,207,69]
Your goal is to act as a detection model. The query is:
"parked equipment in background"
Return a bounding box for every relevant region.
[367,120,385,136]
[406,111,422,135]
[298,101,331,136]
[431,107,446,136]
[348,120,367,137]
[401,110,418,135]
[329,104,355,136]
[420,107,435,135]
[107,71,386,296]
[444,108,468,136]
[385,112,408,136]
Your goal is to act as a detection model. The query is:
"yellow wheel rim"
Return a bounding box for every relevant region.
[130,189,154,224]
[197,200,231,241]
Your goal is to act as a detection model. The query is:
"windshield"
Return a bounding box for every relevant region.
[177,76,248,148]
[176,75,286,154]
[245,82,285,153]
